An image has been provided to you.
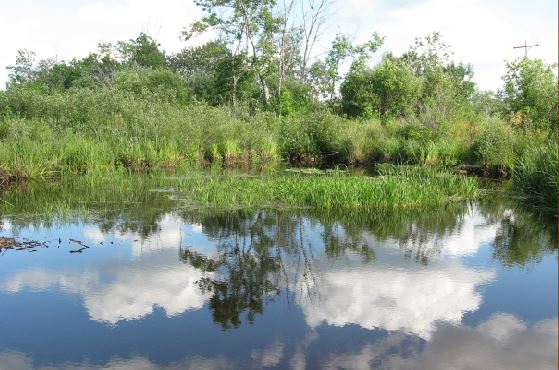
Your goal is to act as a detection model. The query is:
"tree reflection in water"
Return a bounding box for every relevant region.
[173,203,556,329]
[1,179,556,329]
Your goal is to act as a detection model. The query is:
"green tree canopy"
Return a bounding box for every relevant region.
[501,57,558,130]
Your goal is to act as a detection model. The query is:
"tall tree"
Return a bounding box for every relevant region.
[185,0,280,106]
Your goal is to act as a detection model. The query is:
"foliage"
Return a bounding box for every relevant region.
[512,138,558,211]
[113,67,191,104]
[341,56,422,118]
[500,57,558,130]
[472,117,514,167]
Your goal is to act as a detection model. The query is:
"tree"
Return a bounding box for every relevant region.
[501,57,558,130]
[324,33,384,100]
[400,32,477,128]
[299,0,329,81]
[401,32,451,75]
[117,33,166,69]
[185,0,280,106]
[185,0,335,109]
[6,50,37,85]
[170,41,235,105]
[341,55,422,118]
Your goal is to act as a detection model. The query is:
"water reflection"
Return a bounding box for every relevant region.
[298,261,493,339]
[0,314,555,369]
[3,251,211,324]
[0,179,556,369]
[1,204,530,332]
[323,315,558,370]
[0,351,233,370]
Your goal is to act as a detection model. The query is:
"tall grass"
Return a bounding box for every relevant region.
[0,85,502,178]
[512,139,558,211]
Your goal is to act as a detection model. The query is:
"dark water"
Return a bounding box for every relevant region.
[0,178,557,369]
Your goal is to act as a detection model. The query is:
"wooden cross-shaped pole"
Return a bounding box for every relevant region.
[513,40,539,57]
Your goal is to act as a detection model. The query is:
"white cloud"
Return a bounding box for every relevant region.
[392,314,558,370]
[251,339,284,368]
[396,206,501,257]
[83,260,210,323]
[82,213,218,257]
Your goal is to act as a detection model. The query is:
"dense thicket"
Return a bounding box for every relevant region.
[0,0,557,210]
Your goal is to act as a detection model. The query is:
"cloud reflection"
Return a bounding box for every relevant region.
[323,315,558,370]
[299,261,494,339]
[2,253,212,324]
[0,352,232,370]
[1,314,554,370]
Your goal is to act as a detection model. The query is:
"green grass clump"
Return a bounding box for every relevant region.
[175,170,479,210]
[512,139,558,212]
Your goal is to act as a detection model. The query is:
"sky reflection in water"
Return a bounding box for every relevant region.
[0,189,556,370]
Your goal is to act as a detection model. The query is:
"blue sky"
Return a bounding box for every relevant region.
[0,0,557,90]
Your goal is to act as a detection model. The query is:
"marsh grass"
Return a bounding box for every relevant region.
[0,169,479,224]
[512,139,558,212]
[0,86,553,211]
[174,170,479,210]
[0,87,549,182]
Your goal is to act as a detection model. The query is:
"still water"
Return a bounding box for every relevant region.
[0,178,557,369]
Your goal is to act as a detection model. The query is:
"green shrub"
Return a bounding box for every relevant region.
[473,117,514,167]
[113,67,191,104]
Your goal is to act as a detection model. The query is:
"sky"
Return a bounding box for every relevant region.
[0,0,557,91]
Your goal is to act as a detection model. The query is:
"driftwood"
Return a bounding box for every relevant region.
[0,237,45,252]
[456,165,511,179]
[0,236,92,254]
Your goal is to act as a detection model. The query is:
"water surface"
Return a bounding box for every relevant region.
[0,178,557,369]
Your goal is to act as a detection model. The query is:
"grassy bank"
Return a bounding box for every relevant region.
[0,40,556,211]
[0,89,552,179]
[0,93,552,213]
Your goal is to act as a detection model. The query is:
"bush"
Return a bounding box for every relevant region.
[473,117,514,167]
[278,112,350,163]
[113,67,191,104]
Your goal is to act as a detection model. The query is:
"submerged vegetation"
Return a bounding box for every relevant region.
[0,0,556,211]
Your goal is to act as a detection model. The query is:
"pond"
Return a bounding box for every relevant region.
[0,177,557,369]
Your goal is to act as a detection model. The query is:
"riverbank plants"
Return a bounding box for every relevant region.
[0,28,556,212]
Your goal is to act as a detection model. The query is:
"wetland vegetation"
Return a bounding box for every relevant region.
[0,1,556,213]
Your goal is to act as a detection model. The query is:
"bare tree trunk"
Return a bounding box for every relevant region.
[277,0,295,99]
[240,1,271,106]
[300,0,328,81]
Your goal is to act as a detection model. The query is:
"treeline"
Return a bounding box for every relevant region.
[3,30,557,129]
[0,0,557,209]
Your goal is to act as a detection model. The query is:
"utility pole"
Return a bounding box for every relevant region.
[513,40,539,57]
